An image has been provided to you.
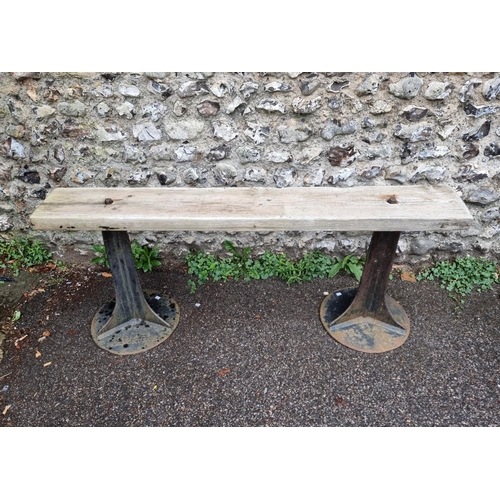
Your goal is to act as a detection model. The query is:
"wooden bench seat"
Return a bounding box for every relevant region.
[31,185,472,232]
[30,185,472,356]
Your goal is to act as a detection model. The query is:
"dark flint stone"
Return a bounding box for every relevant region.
[462,143,479,159]
[32,188,47,199]
[400,107,428,122]
[484,143,500,157]
[327,97,342,110]
[49,167,67,182]
[401,142,415,161]
[299,77,319,96]
[464,103,498,117]
[207,144,230,161]
[328,80,349,92]
[462,121,490,142]
[327,144,355,166]
[45,120,61,137]
[101,73,119,80]
[54,146,65,163]
[150,81,174,99]
[18,168,40,184]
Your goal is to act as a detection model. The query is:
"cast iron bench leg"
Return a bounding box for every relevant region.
[320,231,410,353]
[90,231,180,355]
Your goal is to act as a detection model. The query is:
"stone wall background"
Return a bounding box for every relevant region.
[1,71,500,262]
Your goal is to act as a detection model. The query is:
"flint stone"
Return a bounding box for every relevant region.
[327,167,355,185]
[273,167,297,188]
[360,144,391,160]
[483,76,500,101]
[418,146,450,159]
[454,165,488,182]
[118,85,140,97]
[127,168,151,185]
[385,168,407,184]
[57,100,86,117]
[277,123,312,142]
[438,125,456,140]
[226,97,248,115]
[95,125,127,142]
[265,81,293,93]
[210,81,233,98]
[410,165,447,184]
[173,100,188,117]
[298,147,322,165]
[244,167,267,183]
[0,215,12,231]
[256,99,286,113]
[2,138,25,158]
[212,120,238,141]
[303,169,325,186]
[116,102,136,118]
[484,143,500,156]
[133,123,162,141]
[143,103,166,122]
[462,121,490,142]
[328,97,342,110]
[327,80,349,93]
[245,122,270,144]
[411,238,437,255]
[197,100,220,117]
[356,74,382,96]
[177,81,209,98]
[13,72,41,80]
[361,166,382,179]
[237,147,260,164]
[394,123,433,142]
[459,78,482,102]
[266,150,293,163]
[53,146,65,163]
[0,165,11,181]
[96,102,111,116]
[424,81,453,100]
[124,145,147,163]
[400,106,429,122]
[164,119,204,140]
[71,168,94,184]
[321,118,357,140]
[327,144,356,167]
[240,82,259,98]
[93,85,114,98]
[400,142,416,164]
[174,146,197,162]
[5,124,24,139]
[17,168,40,184]
[183,168,201,184]
[464,103,498,117]
[156,168,176,186]
[369,100,392,114]
[388,75,423,99]
[48,167,67,182]
[466,188,500,206]
[149,81,174,99]
[292,97,322,114]
[213,163,237,185]
[207,144,230,161]
[481,207,500,222]
[145,73,170,80]
[149,144,171,160]
[300,78,320,96]
[34,105,56,119]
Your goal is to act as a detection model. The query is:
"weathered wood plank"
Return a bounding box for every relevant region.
[30,186,472,232]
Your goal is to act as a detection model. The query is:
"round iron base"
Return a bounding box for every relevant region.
[320,287,410,353]
[91,290,180,355]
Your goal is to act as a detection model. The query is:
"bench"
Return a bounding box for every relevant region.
[30,185,472,355]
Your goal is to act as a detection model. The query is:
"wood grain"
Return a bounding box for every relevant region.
[30,186,472,232]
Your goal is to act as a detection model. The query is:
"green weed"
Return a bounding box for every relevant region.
[0,236,52,276]
[185,240,365,293]
[91,240,161,273]
[417,256,500,304]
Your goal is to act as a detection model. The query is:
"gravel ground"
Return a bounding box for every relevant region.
[1,262,499,428]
